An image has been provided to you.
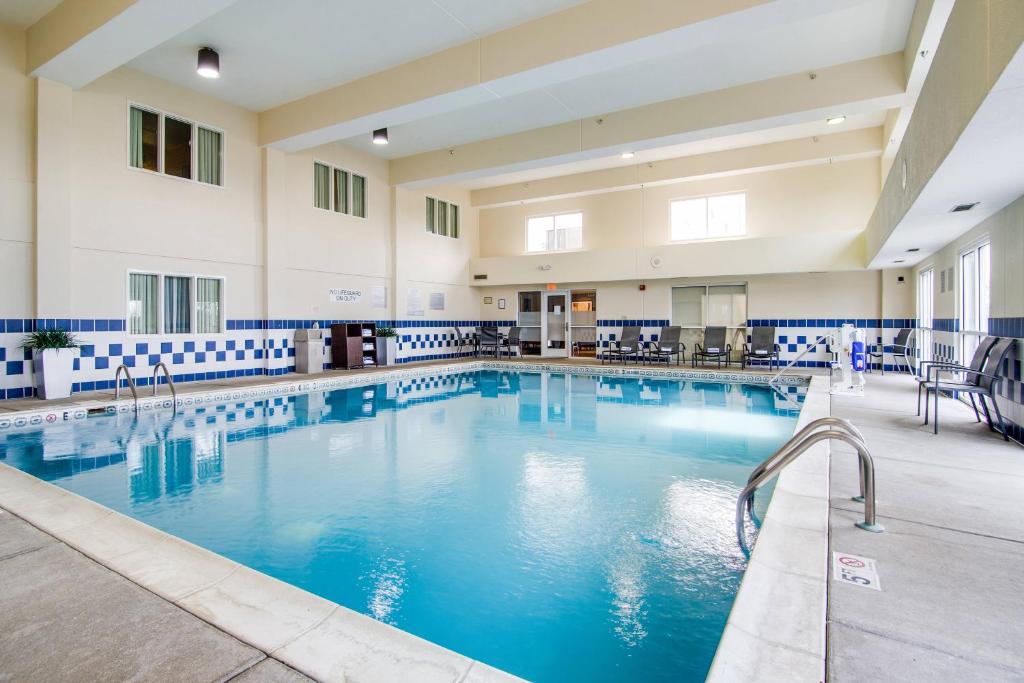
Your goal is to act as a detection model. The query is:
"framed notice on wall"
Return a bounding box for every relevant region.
[429,292,445,311]
[407,288,424,316]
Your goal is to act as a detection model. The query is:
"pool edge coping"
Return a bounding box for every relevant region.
[705,373,830,682]
[0,361,814,681]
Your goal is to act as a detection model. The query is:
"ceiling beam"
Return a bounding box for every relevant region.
[257,0,791,150]
[27,0,240,89]
[392,53,906,187]
[471,127,883,207]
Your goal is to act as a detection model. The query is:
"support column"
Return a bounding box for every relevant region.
[35,77,73,318]
[262,147,289,374]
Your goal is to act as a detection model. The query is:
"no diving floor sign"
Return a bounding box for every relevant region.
[832,551,881,591]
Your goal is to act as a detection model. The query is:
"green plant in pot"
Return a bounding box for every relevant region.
[22,329,79,399]
[376,326,398,366]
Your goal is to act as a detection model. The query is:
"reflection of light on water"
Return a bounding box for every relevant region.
[518,452,589,558]
[609,561,647,647]
[365,556,406,625]
[275,519,327,545]
[657,410,789,439]
[329,433,357,456]
[656,478,745,572]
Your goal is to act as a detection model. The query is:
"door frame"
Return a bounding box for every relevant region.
[541,289,570,358]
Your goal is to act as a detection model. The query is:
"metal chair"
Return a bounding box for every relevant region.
[500,326,522,358]
[478,326,500,357]
[692,326,732,368]
[741,327,780,371]
[645,326,684,365]
[923,338,1014,439]
[601,326,641,364]
[916,336,998,417]
[867,328,914,374]
[453,326,477,356]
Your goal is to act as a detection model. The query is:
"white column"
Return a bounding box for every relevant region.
[35,77,73,318]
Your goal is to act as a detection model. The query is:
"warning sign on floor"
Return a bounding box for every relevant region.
[832,551,881,591]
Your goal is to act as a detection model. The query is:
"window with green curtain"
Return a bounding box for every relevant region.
[197,127,222,185]
[164,276,191,334]
[437,201,448,237]
[164,116,192,179]
[450,203,459,238]
[129,106,158,171]
[333,168,349,214]
[196,278,222,333]
[352,174,366,218]
[314,162,331,209]
[128,273,158,334]
[426,197,436,233]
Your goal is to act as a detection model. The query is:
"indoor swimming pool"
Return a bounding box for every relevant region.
[0,369,804,682]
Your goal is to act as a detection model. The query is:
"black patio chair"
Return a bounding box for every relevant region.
[500,326,522,358]
[868,328,914,375]
[692,326,731,368]
[601,326,641,364]
[923,337,1014,439]
[916,336,998,417]
[645,326,684,365]
[478,326,500,358]
[741,327,780,371]
[453,326,477,356]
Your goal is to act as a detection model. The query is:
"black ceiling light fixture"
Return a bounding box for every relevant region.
[197,47,220,79]
[373,127,389,145]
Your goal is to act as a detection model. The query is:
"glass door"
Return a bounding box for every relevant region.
[542,290,569,357]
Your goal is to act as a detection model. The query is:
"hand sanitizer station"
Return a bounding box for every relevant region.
[831,323,866,396]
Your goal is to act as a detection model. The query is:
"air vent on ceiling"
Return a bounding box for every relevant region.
[473,274,488,281]
[950,202,979,213]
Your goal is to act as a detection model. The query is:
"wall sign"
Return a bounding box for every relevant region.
[328,288,362,303]
[406,288,424,316]
[371,285,387,309]
[429,292,445,311]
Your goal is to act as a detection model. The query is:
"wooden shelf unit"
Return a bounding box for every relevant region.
[331,322,378,369]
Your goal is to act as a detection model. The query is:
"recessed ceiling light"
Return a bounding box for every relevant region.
[907,248,920,252]
[893,259,906,263]
[621,152,635,160]
[197,47,220,79]
[372,128,389,145]
[826,116,846,125]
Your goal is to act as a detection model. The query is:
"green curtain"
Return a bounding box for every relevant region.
[196,278,221,333]
[450,204,459,238]
[352,174,366,217]
[197,127,222,185]
[129,107,144,169]
[314,163,330,209]
[164,276,191,334]
[128,273,157,334]
[334,169,349,213]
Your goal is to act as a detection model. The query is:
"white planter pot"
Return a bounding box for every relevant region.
[33,348,77,399]
[376,337,398,366]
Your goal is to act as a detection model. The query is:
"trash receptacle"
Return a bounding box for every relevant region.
[295,327,324,374]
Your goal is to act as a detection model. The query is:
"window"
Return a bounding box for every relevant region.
[670,193,746,241]
[128,104,223,186]
[127,272,225,335]
[314,162,365,217]
[917,268,934,365]
[526,211,582,253]
[671,284,747,327]
[425,197,460,238]
[960,242,990,362]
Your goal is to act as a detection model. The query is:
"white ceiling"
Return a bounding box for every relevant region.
[869,44,1024,268]
[462,112,887,190]
[338,0,914,161]
[0,0,61,28]
[127,0,586,112]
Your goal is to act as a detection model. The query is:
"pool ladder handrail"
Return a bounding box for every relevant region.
[736,417,883,556]
[114,364,139,413]
[151,361,177,409]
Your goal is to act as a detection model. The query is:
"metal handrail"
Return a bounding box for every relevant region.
[769,334,831,384]
[737,429,883,556]
[745,417,865,522]
[114,364,138,413]
[150,366,177,403]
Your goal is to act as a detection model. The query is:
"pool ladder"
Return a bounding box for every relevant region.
[736,416,883,556]
[114,363,177,414]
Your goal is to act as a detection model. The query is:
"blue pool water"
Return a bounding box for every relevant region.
[0,370,802,682]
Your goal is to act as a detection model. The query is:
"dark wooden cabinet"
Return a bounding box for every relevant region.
[330,323,377,369]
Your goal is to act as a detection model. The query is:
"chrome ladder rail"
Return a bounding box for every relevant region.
[114,364,139,413]
[737,418,883,556]
[152,362,178,414]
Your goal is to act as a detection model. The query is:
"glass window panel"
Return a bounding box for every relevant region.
[196,278,222,333]
[333,169,349,214]
[707,194,745,237]
[437,201,448,237]
[164,117,192,180]
[670,198,708,240]
[450,204,459,238]
[164,276,191,334]
[671,286,705,327]
[352,174,366,218]
[197,127,222,185]
[128,273,158,334]
[979,243,990,334]
[707,284,747,326]
[527,216,554,252]
[961,250,977,332]
[129,106,159,172]
[313,163,330,209]
[425,197,436,233]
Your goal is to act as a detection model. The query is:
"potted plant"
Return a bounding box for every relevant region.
[22,329,79,399]
[376,327,398,366]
